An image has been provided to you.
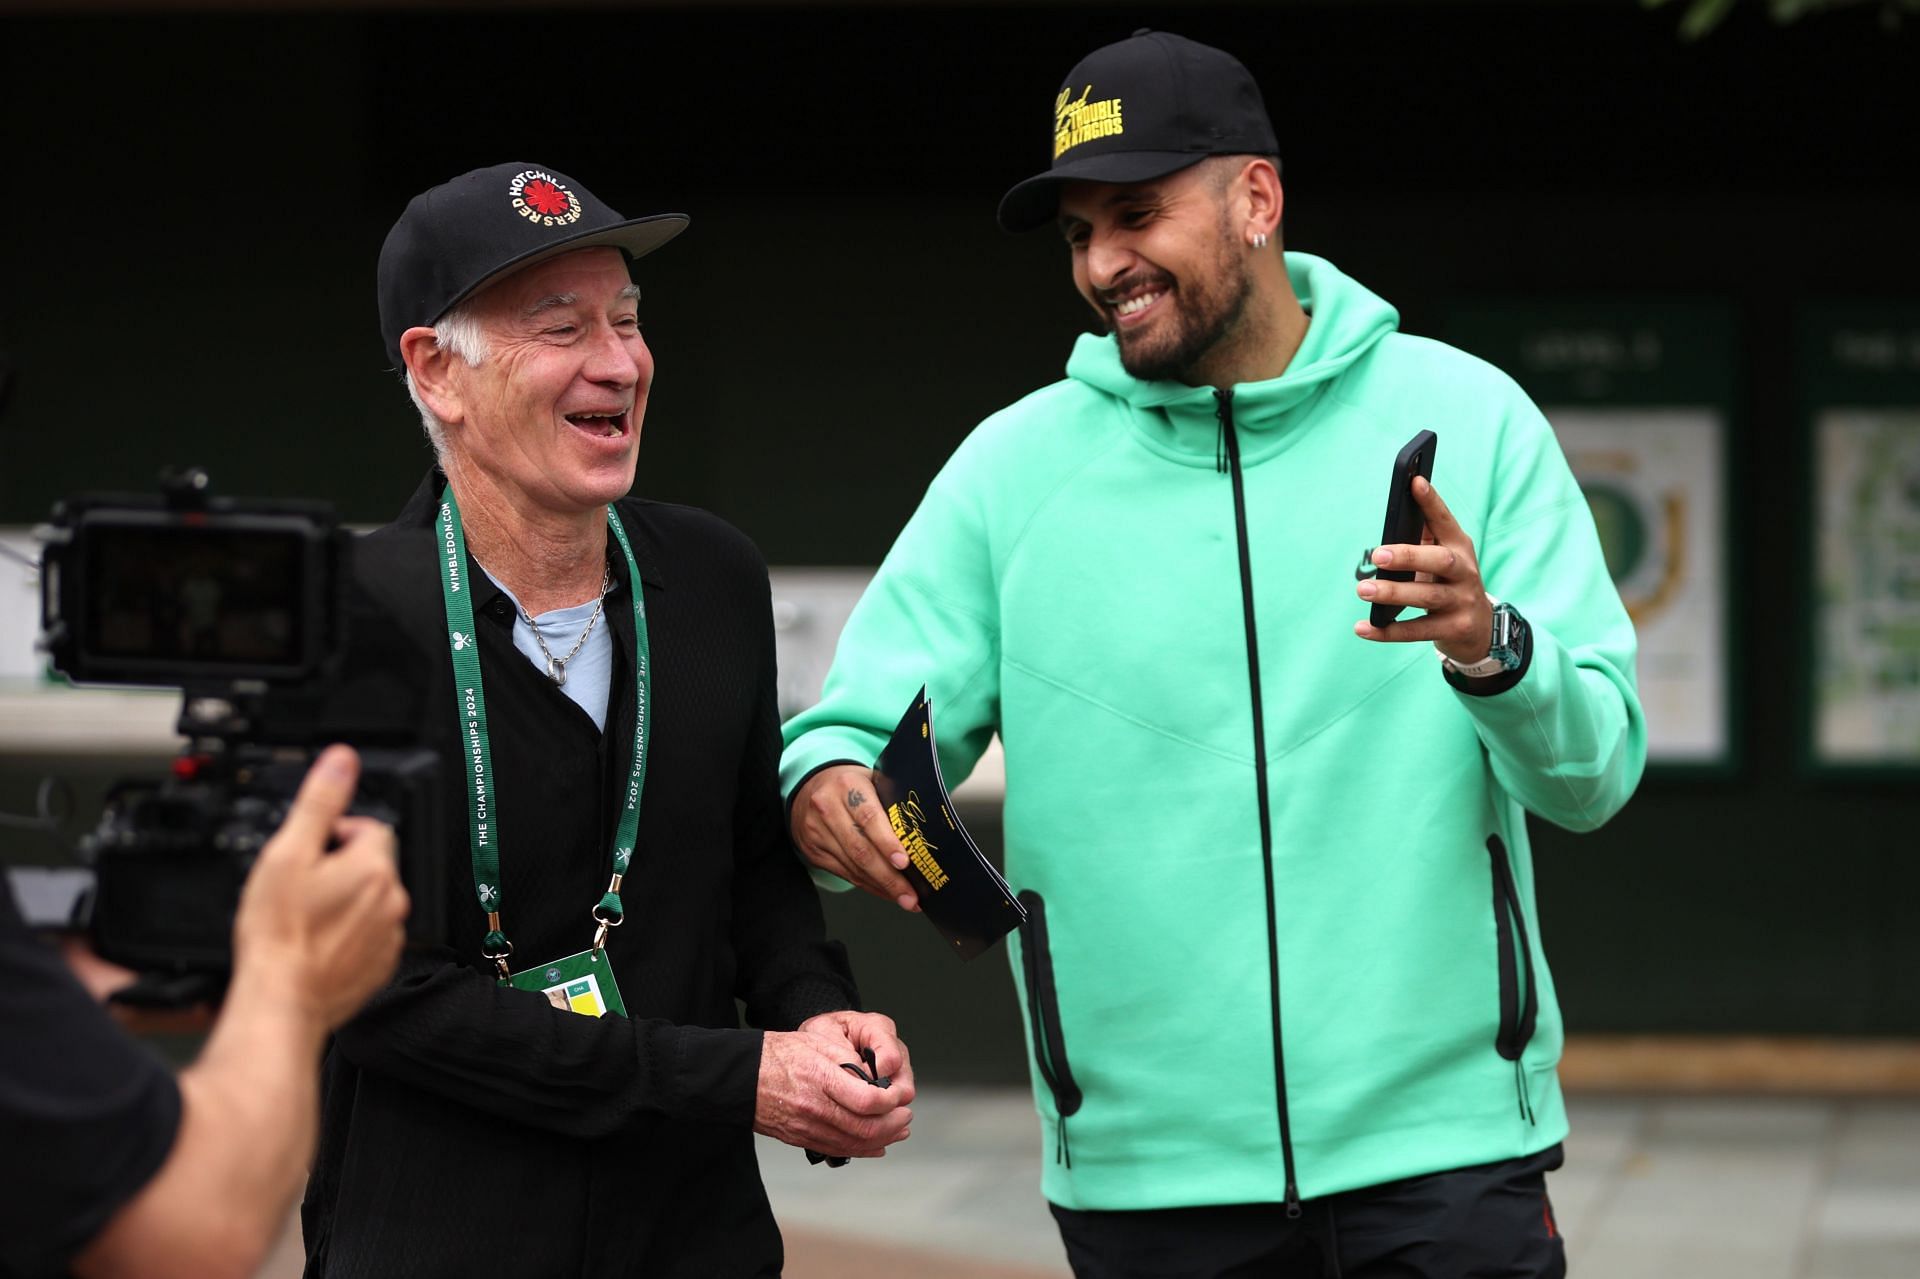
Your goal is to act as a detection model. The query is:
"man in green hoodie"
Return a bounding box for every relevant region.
[782,29,1644,1278]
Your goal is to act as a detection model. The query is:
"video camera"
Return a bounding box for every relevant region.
[36,469,443,1005]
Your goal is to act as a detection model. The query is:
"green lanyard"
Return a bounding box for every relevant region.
[435,485,652,979]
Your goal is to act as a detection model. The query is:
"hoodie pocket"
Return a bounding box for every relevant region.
[1487,835,1539,1062]
[1017,890,1083,1166]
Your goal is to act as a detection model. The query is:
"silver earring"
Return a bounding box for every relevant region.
[1252,232,1269,250]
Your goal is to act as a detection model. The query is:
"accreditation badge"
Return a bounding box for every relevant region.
[506,948,627,1018]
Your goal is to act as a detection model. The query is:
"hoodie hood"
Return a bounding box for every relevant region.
[1065,252,1400,466]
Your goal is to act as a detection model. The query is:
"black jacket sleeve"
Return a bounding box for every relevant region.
[330,953,762,1140]
[728,562,860,1032]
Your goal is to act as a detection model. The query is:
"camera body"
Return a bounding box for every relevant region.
[38,470,443,992]
[82,745,442,979]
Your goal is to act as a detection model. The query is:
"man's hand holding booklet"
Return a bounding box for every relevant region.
[871,687,1027,960]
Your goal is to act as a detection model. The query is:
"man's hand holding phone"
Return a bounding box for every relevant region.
[1353,475,1495,666]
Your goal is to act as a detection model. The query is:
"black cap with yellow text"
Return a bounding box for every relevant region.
[997,30,1280,233]
[377,162,687,368]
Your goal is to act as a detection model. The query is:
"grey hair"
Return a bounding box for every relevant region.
[401,299,491,460]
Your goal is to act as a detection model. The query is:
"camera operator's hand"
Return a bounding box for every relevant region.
[69,746,407,1279]
[233,744,409,1028]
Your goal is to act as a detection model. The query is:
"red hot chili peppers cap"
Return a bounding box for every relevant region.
[377,161,688,368]
[997,30,1281,234]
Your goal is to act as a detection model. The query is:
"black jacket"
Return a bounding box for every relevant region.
[0,883,181,1279]
[301,471,857,1277]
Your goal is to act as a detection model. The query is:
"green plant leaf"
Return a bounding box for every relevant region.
[1680,0,1740,39]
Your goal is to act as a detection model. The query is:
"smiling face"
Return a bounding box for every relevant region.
[1057,163,1253,385]
[439,246,651,517]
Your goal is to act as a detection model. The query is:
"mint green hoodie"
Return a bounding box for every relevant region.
[783,253,1644,1210]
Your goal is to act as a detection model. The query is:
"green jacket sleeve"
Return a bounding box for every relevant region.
[780,465,1003,834]
[1458,396,1647,832]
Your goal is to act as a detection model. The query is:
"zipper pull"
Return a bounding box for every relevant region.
[1285,1179,1302,1220]
[1213,387,1235,474]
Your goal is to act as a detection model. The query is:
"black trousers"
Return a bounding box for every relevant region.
[1049,1145,1567,1279]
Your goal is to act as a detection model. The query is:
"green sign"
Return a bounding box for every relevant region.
[1802,304,1920,773]
[1448,299,1737,771]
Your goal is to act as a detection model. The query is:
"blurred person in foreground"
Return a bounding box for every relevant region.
[299,162,912,1278]
[0,745,407,1279]
[782,31,1643,1279]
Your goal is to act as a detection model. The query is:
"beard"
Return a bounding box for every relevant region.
[1110,225,1254,385]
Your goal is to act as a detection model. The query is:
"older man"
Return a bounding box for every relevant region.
[782,32,1643,1279]
[301,163,912,1278]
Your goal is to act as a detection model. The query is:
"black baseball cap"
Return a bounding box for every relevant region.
[997,30,1280,233]
[377,161,688,368]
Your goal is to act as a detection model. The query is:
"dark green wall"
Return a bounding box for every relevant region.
[4,4,1917,1066]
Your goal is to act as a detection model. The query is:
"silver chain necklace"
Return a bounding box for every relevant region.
[517,571,614,686]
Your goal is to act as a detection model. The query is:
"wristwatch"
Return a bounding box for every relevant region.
[1439,600,1526,680]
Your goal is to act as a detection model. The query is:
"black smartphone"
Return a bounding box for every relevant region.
[1369,430,1438,628]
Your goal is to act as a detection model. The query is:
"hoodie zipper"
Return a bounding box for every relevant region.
[1215,387,1302,1218]
[1488,835,1541,1124]
[1015,891,1083,1166]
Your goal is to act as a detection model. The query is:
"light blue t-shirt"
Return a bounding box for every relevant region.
[492,582,614,732]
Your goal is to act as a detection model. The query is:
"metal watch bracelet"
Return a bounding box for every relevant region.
[1438,599,1523,680]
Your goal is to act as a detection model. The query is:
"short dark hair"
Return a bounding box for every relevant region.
[1200,153,1282,195]
[1199,155,1284,248]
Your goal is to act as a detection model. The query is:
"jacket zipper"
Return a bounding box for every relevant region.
[1016,890,1083,1166]
[1215,387,1302,1218]
[1487,835,1540,1123]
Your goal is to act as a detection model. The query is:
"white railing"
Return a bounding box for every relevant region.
[0,537,1005,797]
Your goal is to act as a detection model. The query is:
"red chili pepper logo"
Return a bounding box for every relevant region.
[523,180,570,217]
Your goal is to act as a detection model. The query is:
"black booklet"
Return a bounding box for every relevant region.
[871,687,1027,961]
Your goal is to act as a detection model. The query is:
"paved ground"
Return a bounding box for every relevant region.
[262,1090,1920,1276]
[757,1090,1920,1278]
